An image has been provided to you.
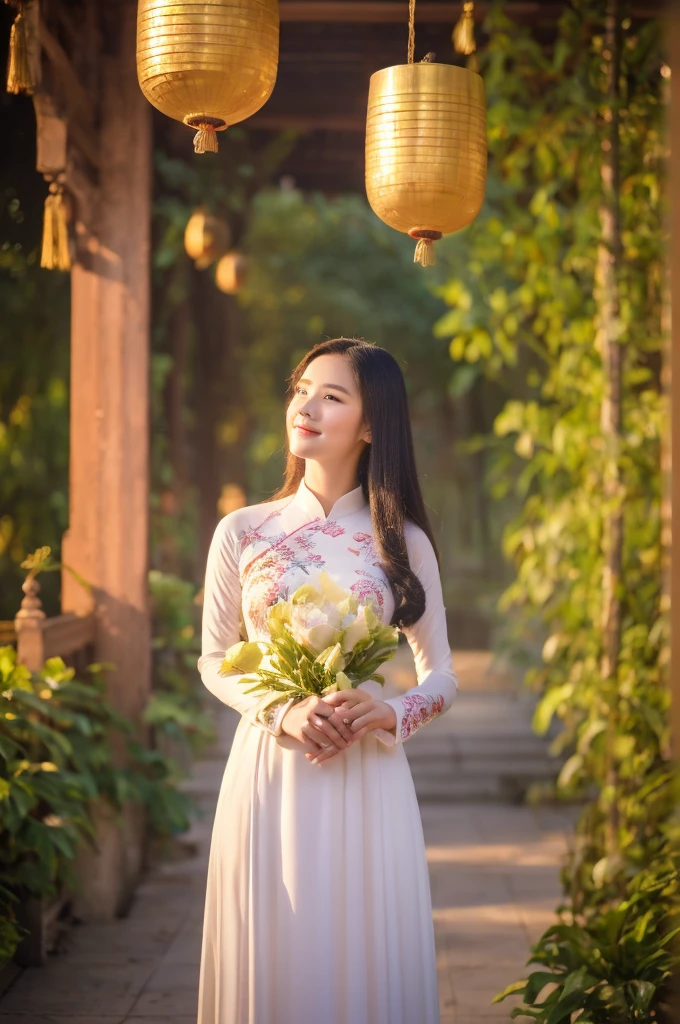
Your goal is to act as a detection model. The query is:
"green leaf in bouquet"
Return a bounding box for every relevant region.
[335,671,353,691]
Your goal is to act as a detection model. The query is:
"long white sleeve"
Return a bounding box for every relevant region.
[197,514,295,735]
[377,526,458,746]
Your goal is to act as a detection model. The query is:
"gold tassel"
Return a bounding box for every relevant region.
[413,238,436,267]
[193,124,219,154]
[453,1,477,70]
[409,228,441,268]
[40,182,71,271]
[6,3,34,95]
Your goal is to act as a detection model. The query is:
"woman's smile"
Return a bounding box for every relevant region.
[294,423,321,436]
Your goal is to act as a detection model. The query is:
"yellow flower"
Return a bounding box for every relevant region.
[315,642,346,674]
[220,641,266,675]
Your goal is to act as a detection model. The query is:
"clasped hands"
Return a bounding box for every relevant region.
[280,688,397,765]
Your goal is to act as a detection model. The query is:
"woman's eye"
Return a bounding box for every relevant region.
[324,394,339,401]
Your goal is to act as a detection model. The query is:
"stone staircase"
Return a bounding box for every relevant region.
[390,648,566,804]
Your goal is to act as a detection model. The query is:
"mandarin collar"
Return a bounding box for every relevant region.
[291,476,368,520]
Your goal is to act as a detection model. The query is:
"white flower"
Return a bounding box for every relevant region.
[341,604,371,654]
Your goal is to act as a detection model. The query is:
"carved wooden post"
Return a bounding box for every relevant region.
[14,578,46,673]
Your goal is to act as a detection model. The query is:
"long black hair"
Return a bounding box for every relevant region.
[269,337,439,629]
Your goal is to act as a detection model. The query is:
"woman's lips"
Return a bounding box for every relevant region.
[295,424,321,436]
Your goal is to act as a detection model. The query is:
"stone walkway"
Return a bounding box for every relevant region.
[0,648,579,1022]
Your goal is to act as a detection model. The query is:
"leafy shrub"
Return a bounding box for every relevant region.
[493,817,680,1022]
[146,569,215,757]
[0,646,193,964]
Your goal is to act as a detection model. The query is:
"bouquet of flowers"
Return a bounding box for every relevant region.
[219,572,399,710]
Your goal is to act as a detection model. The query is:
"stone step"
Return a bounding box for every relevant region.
[412,775,553,804]
[408,758,560,781]
[405,740,559,760]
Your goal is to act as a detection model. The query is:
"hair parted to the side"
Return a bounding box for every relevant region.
[269,337,439,629]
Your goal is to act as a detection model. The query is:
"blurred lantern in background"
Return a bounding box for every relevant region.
[136,0,279,154]
[184,208,230,268]
[364,0,486,266]
[215,251,249,294]
[218,483,247,516]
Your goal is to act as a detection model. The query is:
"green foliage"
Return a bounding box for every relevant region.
[434,1,674,1018]
[0,188,70,619]
[238,187,453,499]
[147,568,215,756]
[0,646,193,965]
[493,820,680,1022]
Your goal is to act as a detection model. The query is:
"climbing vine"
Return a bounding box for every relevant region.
[435,1,677,1018]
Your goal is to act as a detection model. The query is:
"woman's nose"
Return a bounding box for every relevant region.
[298,397,317,416]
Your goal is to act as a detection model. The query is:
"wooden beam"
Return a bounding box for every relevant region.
[38,17,100,170]
[278,1,661,22]
[251,112,366,131]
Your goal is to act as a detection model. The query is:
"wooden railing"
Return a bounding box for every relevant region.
[6,576,96,967]
[13,577,95,674]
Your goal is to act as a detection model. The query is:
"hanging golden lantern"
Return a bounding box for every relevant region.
[184,208,231,268]
[136,0,279,154]
[215,250,248,294]
[365,0,486,267]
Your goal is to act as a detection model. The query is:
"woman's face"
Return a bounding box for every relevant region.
[286,353,371,466]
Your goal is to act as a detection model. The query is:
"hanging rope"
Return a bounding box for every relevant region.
[407,0,416,64]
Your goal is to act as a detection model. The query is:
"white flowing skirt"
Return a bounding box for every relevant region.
[197,692,440,1024]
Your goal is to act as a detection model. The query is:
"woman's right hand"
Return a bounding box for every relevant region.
[281,694,355,755]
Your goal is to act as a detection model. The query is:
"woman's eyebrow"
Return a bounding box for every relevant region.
[298,378,351,396]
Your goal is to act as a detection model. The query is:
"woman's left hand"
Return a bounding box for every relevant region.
[304,688,397,765]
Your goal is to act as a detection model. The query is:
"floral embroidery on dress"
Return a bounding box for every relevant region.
[352,531,380,566]
[237,506,285,554]
[310,520,346,539]
[400,692,445,740]
[236,509,388,640]
[350,570,386,612]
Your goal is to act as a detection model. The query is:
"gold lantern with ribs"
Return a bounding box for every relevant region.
[365,0,487,266]
[136,0,279,154]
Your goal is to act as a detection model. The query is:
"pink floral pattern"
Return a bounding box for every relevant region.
[400,693,445,740]
[352,531,381,565]
[350,569,386,612]
[236,512,356,635]
[237,506,284,553]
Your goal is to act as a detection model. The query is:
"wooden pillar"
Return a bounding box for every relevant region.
[60,0,152,918]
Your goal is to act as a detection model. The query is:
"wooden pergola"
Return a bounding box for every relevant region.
[7,0,677,936]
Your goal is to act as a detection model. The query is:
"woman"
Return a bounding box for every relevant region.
[196,337,458,1024]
